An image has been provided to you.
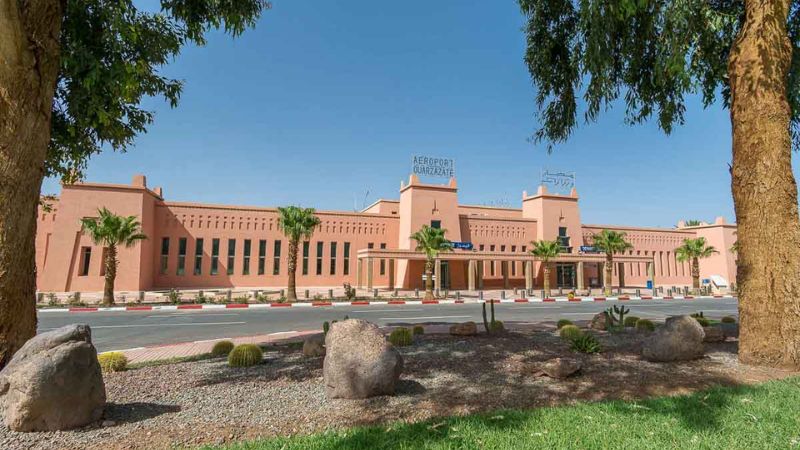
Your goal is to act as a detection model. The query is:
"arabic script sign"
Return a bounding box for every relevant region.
[541,170,575,194]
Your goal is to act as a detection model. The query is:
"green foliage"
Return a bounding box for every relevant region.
[481,300,498,335]
[211,340,234,357]
[556,319,573,329]
[529,240,562,261]
[228,344,264,367]
[676,238,719,263]
[98,352,128,372]
[47,293,59,307]
[80,207,147,249]
[277,206,321,243]
[413,325,425,335]
[605,305,630,328]
[51,1,270,180]
[167,288,181,304]
[388,328,413,347]
[323,321,330,335]
[695,317,711,327]
[570,334,602,354]
[559,324,583,341]
[410,225,454,261]
[691,311,705,318]
[623,316,640,328]
[721,316,737,324]
[490,320,505,333]
[343,283,357,300]
[592,230,633,256]
[684,220,703,227]
[635,319,656,332]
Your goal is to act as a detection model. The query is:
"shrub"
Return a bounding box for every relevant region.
[413,325,425,335]
[47,293,58,306]
[388,327,413,347]
[228,344,263,367]
[690,311,705,318]
[343,283,357,300]
[623,316,640,327]
[167,288,181,304]
[490,320,505,332]
[98,352,128,372]
[559,324,583,341]
[635,319,655,332]
[556,319,573,330]
[721,316,737,324]
[570,334,602,353]
[694,317,711,327]
[323,321,330,335]
[211,340,234,357]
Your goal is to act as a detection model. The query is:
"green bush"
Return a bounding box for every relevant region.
[623,316,640,327]
[323,321,330,335]
[570,334,601,353]
[721,316,737,324]
[388,327,413,347]
[228,344,263,367]
[559,324,583,341]
[98,352,128,372]
[556,319,573,330]
[413,325,425,335]
[211,340,234,357]
[635,319,655,332]
[694,317,711,327]
[490,320,505,332]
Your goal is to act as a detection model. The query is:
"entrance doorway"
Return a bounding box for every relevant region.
[441,261,450,290]
[556,263,576,288]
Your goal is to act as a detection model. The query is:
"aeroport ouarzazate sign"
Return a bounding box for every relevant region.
[412,155,455,179]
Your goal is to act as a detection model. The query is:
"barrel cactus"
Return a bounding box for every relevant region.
[559,324,583,341]
[388,327,413,347]
[635,319,655,332]
[211,340,234,357]
[623,316,640,327]
[556,319,573,330]
[412,325,425,335]
[228,344,264,367]
[721,316,737,324]
[98,352,128,372]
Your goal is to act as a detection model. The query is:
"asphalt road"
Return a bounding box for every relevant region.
[37,298,738,352]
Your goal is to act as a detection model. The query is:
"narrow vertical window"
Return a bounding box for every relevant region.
[273,240,281,275]
[160,238,170,274]
[343,242,351,275]
[302,241,310,275]
[330,242,337,275]
[258,240,267,275]
[194,238,204,275]
[177,238,187,275]
[490,245,496,276]
[316,241,324,275]
[79,247,91,276]
[243,239,251,275]
[380,243,386,275]
[211,238,220,275]
[227,239,236,275]
[511,245,517,276]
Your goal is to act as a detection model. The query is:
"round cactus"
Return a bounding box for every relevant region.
[388,327,413,346]
[623,316,640,327]
[721,316,737,324]
[635,319,655,332]
[412,325,425,335]
[211,340,234,357]
[490,320,505,332]
[556,319,573,330]
[559,324,583,341]
[228,344,263,367]
[98,352,128,372]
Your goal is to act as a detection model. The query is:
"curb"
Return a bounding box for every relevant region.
[39,295,738,313]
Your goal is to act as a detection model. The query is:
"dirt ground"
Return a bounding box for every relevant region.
[1,322,796,449]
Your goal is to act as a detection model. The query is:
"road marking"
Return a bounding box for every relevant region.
[378,315,472,320]
[88,322,247,329]
[146,313,240,318]
[352,309,424,313]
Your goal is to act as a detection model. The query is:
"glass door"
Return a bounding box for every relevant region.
[556,263,576,288]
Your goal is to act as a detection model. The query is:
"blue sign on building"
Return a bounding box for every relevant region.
[452,242,473,250]
[580,245,598,253]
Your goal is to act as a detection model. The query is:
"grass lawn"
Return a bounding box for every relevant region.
[210,377,800,450]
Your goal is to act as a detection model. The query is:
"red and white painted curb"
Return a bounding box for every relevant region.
[38,295,737,313]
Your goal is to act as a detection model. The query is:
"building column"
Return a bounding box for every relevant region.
[356,259,363,289]
[502,261,509,289]
[366,257,374,290]
[618,262,625,288]
[477,261,484,290]
[577,261,585,291]
[524,260,533,291]
[468,260,477,291]
[388,258,395,289]
[647,261,655,290]
[434,258,442,293]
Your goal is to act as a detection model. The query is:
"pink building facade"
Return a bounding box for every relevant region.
[36,174,738,294]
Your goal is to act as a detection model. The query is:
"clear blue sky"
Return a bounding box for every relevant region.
[41,0,800,228]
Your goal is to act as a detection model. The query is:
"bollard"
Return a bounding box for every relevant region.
[415,288,419,298]
[373,288,378,298]
[226,290,232,302]
[479,291,484,300]
[280,289,285,298]
[558,287,563,296]
[513,288,518,295]
[37,292,44,303]
[394,289,398,297]
[540,290,545,299]
[435,289,440,298]
[500,291,506,300]
[305,289,310,299]
[139,291,145,303]
[456,291,461,300]
[635,288,640,297]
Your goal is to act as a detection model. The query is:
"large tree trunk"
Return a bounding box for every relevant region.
[729,0,800,368]
[691,258,700,292]
[286,239,298,301]
[103,245,117,306]
[424,259,434,301]
[542,263,550,298]
[0,0,63,368]
[603,254,613,296]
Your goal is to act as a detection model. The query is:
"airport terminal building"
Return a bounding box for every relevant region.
[35,173,738,294]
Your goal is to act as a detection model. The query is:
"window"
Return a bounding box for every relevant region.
[490,245,496,276]
[343,242,351,275]
[243,239,251,275]
[177,238,187,275]
[511,245,517,276]
[211,239,220,275]
[273,240,281,275]
[227,239,236,275]
[430,220,441,229]
[316,241,324,275]
[330,242,337,275]
[258,240,266,275]
[380,243,386,275]
[558,227,571,251]
[79,247,91,276]
[160,238,169,274]
[194,238,204,275]
[302,241,310,275]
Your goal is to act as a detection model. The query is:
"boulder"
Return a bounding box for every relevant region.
[641,315,705,362]
[0,324,105,431]
[323,319,403,399]
[303,335,326,357]
[449,321,478,336]
[590,312,613,331]
[539,357,582,379]
[703,326,725,343]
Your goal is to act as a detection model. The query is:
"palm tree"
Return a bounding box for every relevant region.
[277,206,321,302]
[676,237,718,293]
[80,208,147,306]
[591,229,633,296]
[529,240,562,298]
[684,219,702,227]
[410,225,453,301]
